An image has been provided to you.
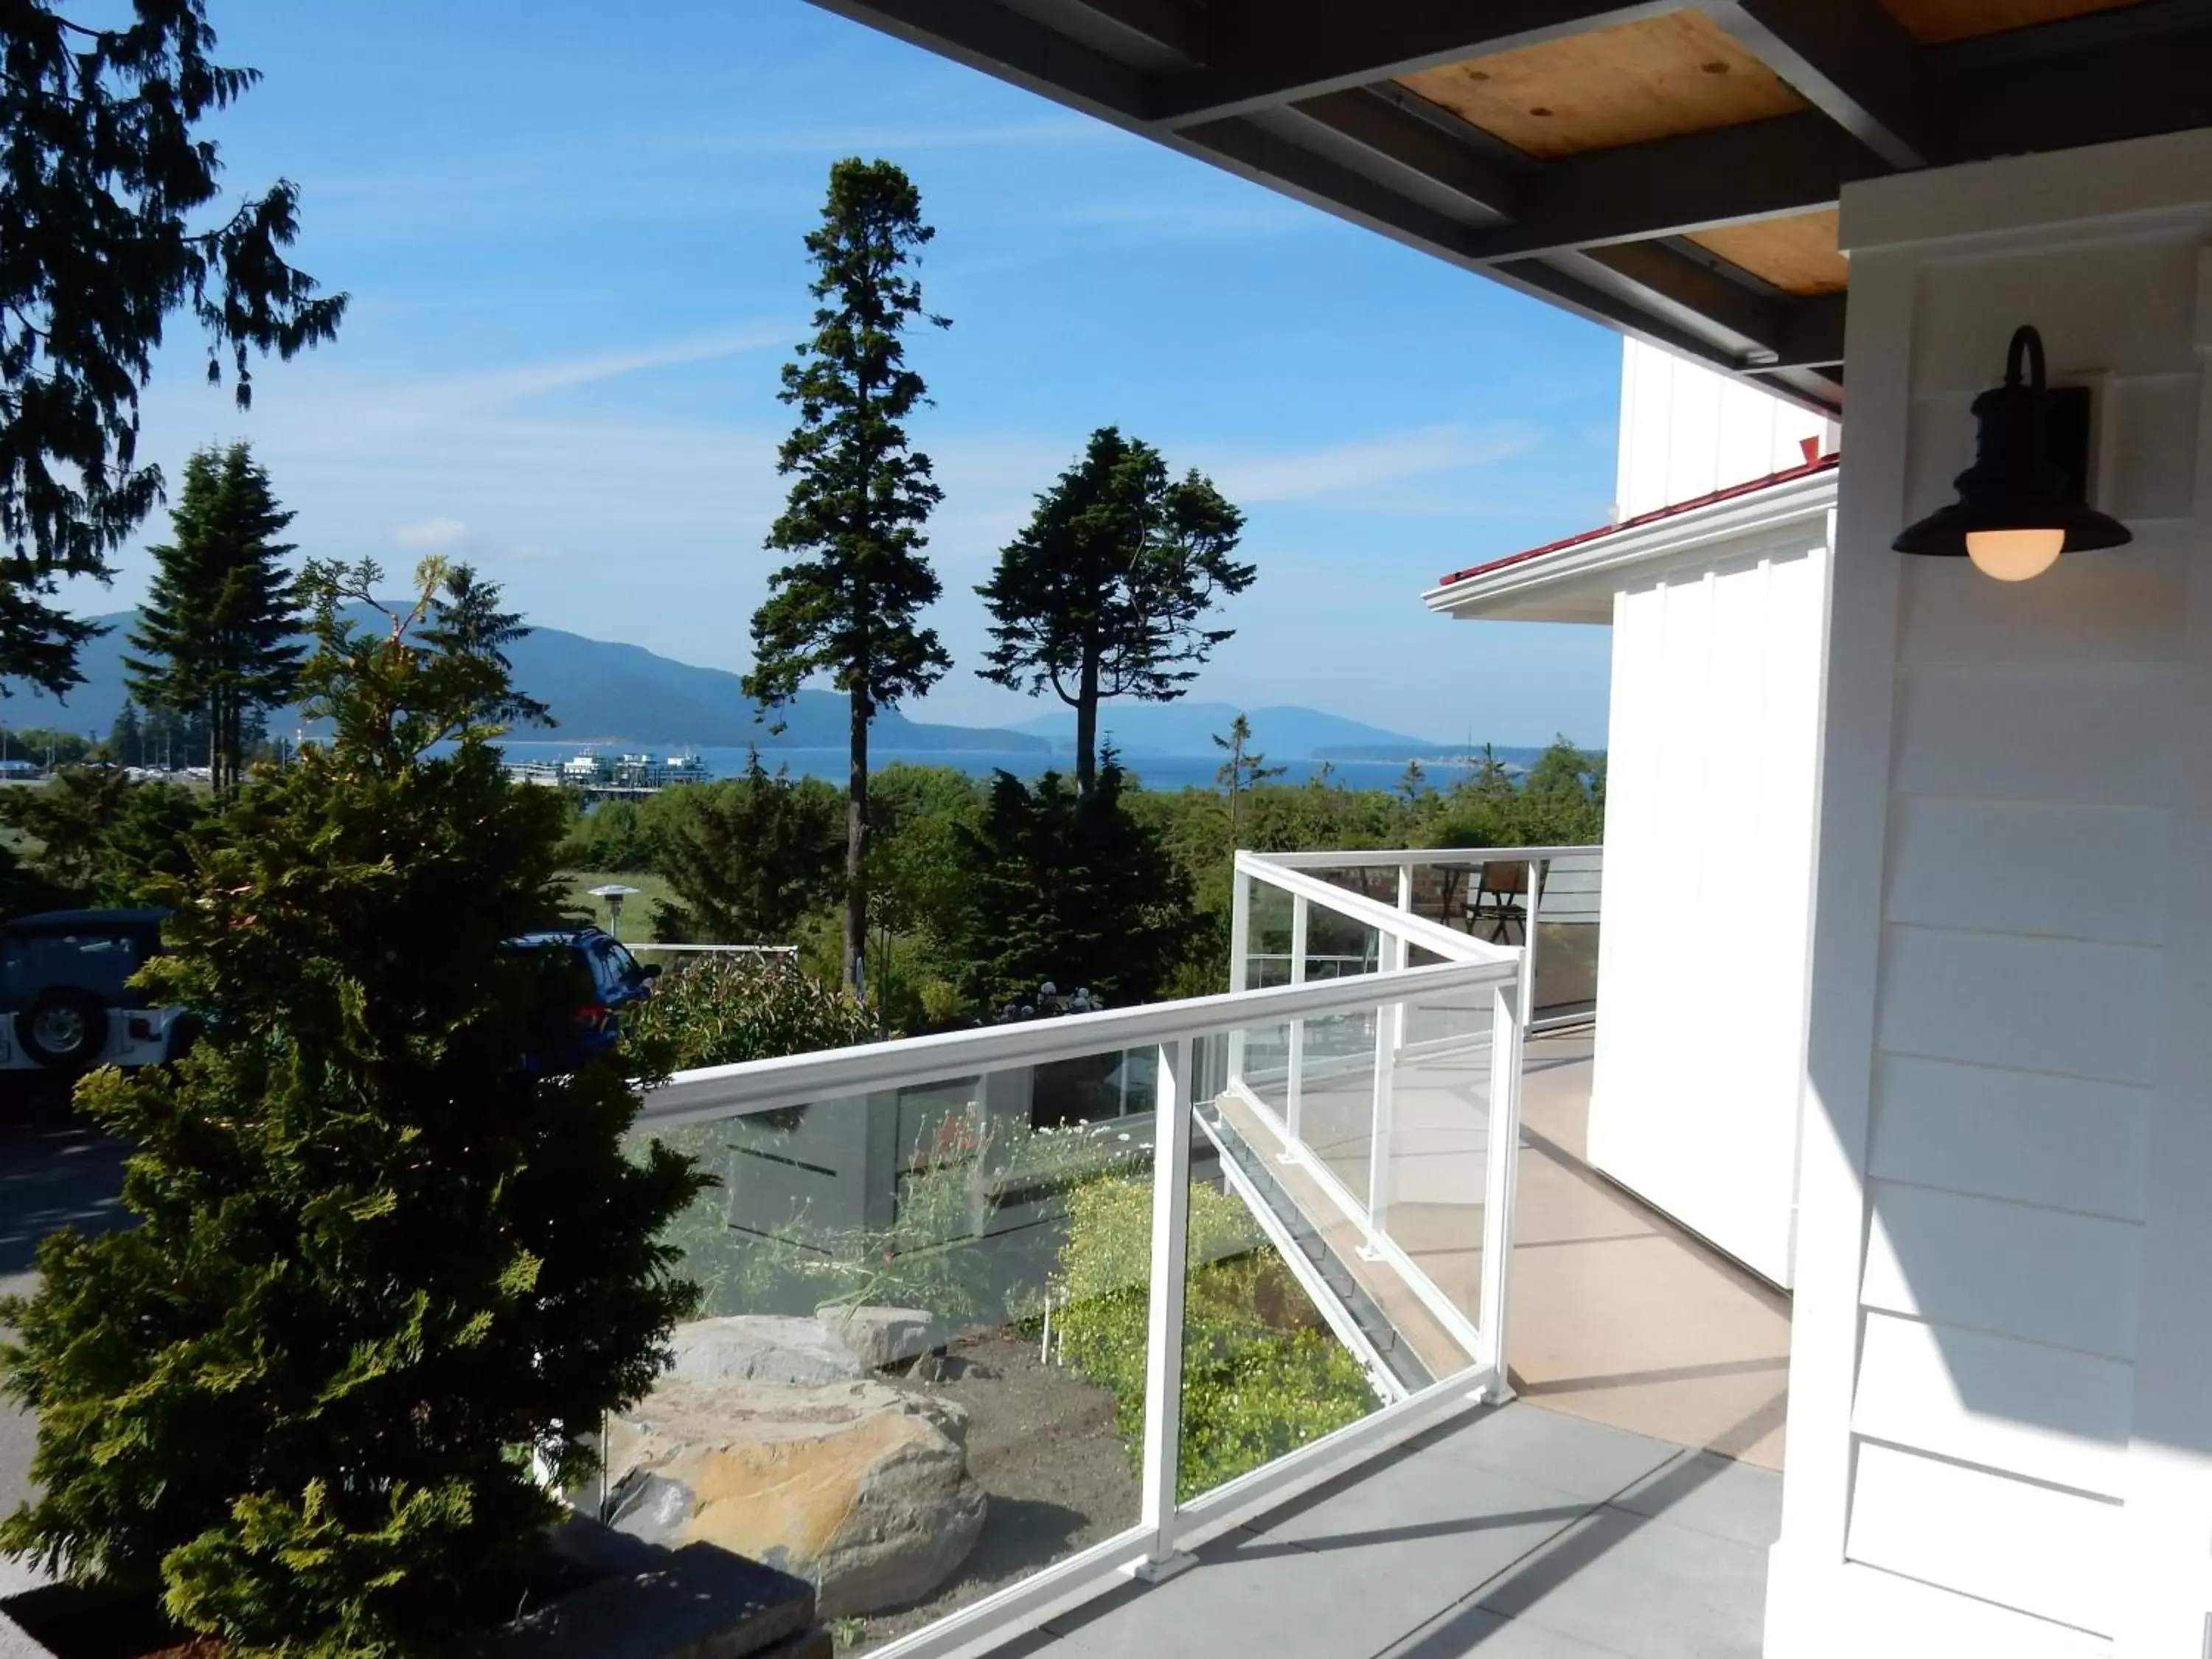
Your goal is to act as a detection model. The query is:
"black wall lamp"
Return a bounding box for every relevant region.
[1893,324,2132,581]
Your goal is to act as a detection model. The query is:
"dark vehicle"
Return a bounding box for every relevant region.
[507,926,658,1069]
[0,908,190,1075]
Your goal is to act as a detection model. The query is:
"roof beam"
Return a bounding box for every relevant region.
[1284,90,1525,223]
[806,0,1152,122]
[1701,0,1940,169]
[1573,242,1845,369]
[1456,113,1884,262]
[1946,8,2212,162]
[1148,0,1674,128]
[1057,0,1205,63]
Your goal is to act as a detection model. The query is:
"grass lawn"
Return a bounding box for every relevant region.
[560,870,678,941]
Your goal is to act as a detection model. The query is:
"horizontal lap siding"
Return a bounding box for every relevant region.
[1843,227,2200,1642]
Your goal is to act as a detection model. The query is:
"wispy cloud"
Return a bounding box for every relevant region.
[1207,422,1544,506]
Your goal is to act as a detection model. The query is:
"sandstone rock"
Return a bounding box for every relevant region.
[605,1379,986,1617]
[668,1317,867,1388]
[814,1303,945,1370]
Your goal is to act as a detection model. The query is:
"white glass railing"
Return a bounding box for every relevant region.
[627,901,1527,1658]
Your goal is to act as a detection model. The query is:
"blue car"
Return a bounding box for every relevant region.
[507,927,658,1068]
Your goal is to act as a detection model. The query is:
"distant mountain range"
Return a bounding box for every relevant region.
[32,610,1050,754]
[1011,702,1457,761]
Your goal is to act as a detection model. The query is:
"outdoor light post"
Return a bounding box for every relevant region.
[588,883,641,940]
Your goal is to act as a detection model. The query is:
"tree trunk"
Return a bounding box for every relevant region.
[845,688,870,1001]
[1074,652,1100,800]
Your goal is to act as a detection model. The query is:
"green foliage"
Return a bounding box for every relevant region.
[747,156,951,995]
[1211,713,1285,849]
[1426,737,1606,849]
[654,750,844,944]
[622,952,874,1077]
[1054,1176,1379,1500]
[0,766,212,906]
[418,564,553,732]
[0,556,708,1657]
[124,442,305,793]
[0,728,95,769]
[948,756,1194,1015]
[978,427,1252,796]
[1,4,343,698]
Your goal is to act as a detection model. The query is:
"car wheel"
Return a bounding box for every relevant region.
[17,988,109,1072]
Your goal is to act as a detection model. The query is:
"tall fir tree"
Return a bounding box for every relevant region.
[978,426,1253,798]
[0,557,706,1655]
[420,563,554,731]
[746,158,951,999]
[124,443,305,793]
[1212,712,1284,850]
[0,2,341,698]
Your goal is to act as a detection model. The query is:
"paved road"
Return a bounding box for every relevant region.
[0,1083,129,1534]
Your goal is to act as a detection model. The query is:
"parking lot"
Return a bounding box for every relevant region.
[0,1084,128,1544]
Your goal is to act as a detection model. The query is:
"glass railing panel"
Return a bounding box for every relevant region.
[622,1047,1162,1645]
[1374,986,1496,1357]
[1177,1032,1389,1507]
[1531,850,1602,1025]
[1303,904,1381,981]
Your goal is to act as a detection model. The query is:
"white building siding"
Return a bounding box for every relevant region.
[1585,526,1825,1287]
[1778,133,2212,1658]
[1615,337,1834,519]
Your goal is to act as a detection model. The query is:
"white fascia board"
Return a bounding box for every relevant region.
[1422,467,1838,623]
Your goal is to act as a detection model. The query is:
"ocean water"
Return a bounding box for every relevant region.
[495,741,1472,794]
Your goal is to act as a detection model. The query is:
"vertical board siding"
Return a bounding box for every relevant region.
[1846,1442,2120,1636]
[1585,531,1823,1285]
[1862,1180,2143,1361]
[1870,1053,2150,1222]
[1854,1311,2132,1496]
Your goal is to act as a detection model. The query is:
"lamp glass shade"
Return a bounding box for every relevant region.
[1893,325,2132,565]
[1965,527,2065,582]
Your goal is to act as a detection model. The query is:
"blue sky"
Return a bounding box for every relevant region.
[88,0,1621,746]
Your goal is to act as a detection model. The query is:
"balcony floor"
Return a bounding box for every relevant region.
[1006,1401,1777,1659]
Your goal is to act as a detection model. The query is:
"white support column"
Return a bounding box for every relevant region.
[1134,1036,1196,1580]
[1281,893,1310,1157]
[1522,859,1545,1018]
[1226,863,1251,1091]
[1477,980,1525,1397]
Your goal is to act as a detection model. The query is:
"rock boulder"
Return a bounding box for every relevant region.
[814,1304,945,1370]
[603,1379,984,1618]
[667,1317,867,1388]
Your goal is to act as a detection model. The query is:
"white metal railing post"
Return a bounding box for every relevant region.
[1135,1036,1196,1580]
[1476,977,1526,1399]
[1282,893,1309,1156]
[1361,876,1413,1250]
[1523,857,1545,1016]
[1226,861,1251,1091]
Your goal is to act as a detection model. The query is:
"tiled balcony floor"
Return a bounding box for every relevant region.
[1005,1402,1778,1659]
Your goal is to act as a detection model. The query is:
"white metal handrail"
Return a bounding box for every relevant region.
[641,956,1516,1127]
[1248,843,1599,869]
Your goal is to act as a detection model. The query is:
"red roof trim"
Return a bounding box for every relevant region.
[1437,451,1840,589]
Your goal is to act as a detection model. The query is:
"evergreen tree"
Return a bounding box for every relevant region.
[1396,759,1427,801]
[108,702,145,768]
[1211,713,1284,849]
[950,754,1193,1014]
[746,158,952,999]
[125,443,306,793]
[420,563,553,731]
[978,427,1253,798]
[0,557,706,1655]
[655,748,843,943]
[0,3,342,698]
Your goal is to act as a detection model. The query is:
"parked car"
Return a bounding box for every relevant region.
[505,926,659,1070]
[0,908,192,1075]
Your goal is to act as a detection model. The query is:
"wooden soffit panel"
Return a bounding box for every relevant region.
[1875,0,2146,44]
[1395,10,1805,161]
[1686,209,1849,296]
